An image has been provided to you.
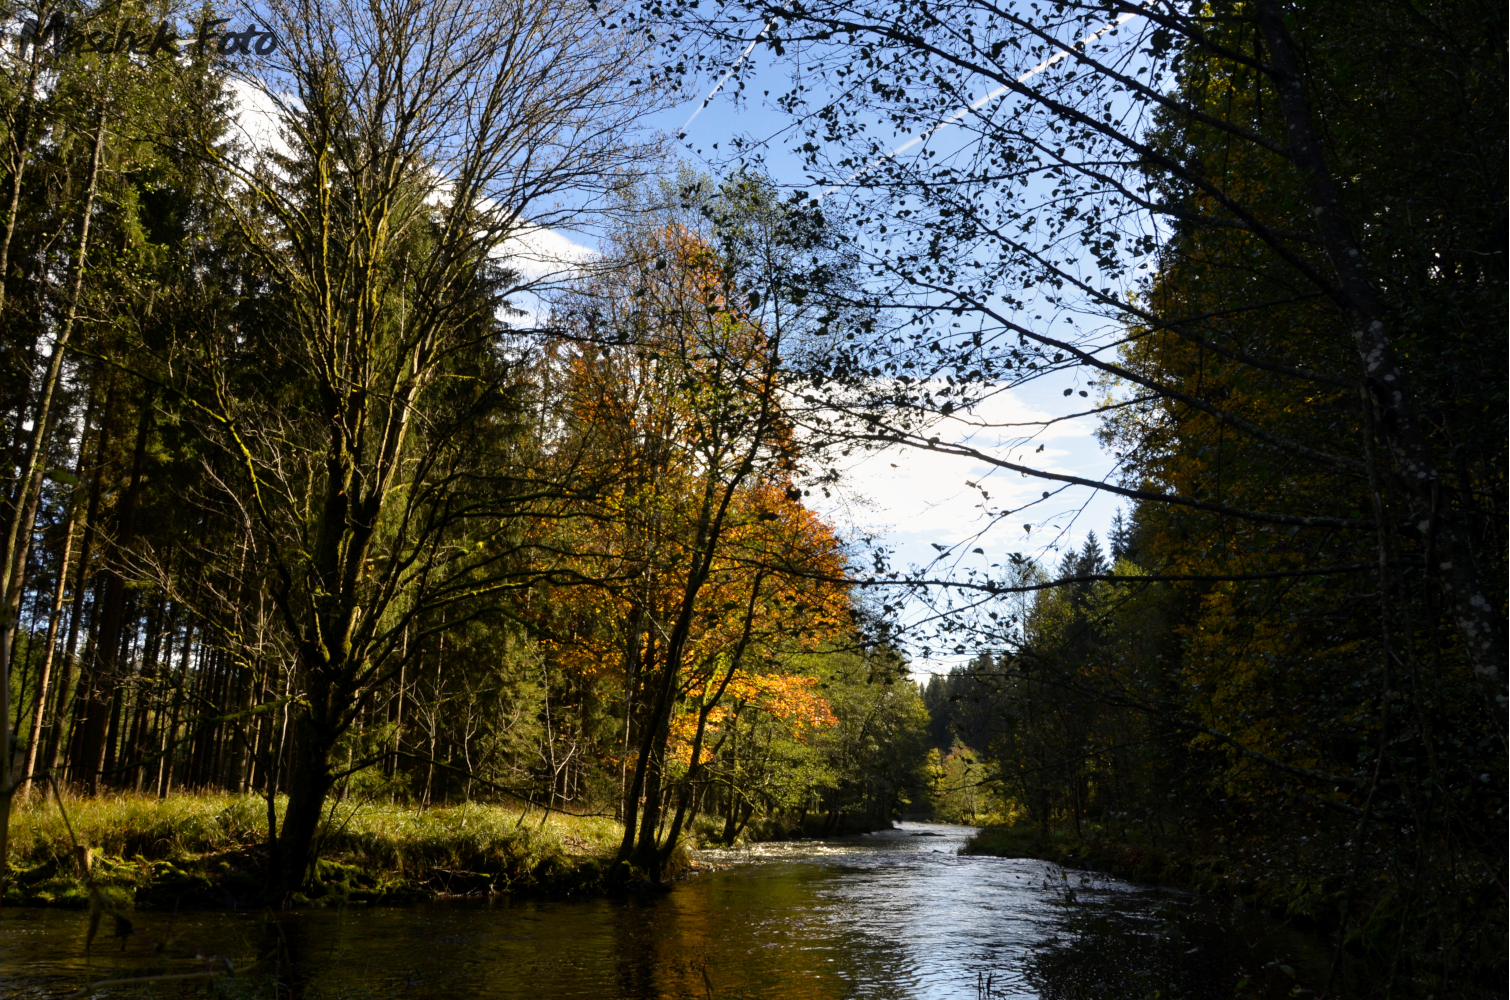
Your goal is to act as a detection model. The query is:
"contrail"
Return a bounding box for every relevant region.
[815,9,1143,201]
[680,3,795,137]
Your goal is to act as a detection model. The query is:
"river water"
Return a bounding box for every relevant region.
[2,823,1341,998]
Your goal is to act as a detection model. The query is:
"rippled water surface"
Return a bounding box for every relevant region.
[2,823,1340,998]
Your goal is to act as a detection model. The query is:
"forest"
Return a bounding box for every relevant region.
[0,0,1503,996]
[0,0,940,903]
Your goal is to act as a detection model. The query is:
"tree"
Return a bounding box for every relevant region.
[668,0,1502,701]
[0,0,229,895]
[104,0,657,895]
[543,180,853,879]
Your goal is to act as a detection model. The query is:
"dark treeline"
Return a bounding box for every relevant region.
[666,0,1505,995]
[928,511,1505,994]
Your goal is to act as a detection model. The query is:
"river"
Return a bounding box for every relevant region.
[2,822,1342,998]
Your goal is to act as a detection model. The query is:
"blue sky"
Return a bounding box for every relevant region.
[225,6,1146,674]
[641,38,1131,675]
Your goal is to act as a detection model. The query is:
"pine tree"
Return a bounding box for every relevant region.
[1076,531,1107,578]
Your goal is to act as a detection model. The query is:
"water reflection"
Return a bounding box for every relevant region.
[1,823,1348,998]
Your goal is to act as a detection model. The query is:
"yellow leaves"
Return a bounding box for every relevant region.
[724,673,839,730]
[518,212,858,771]
[668,670,839,767]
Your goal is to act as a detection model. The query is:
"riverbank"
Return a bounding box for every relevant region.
[6,822,1355,999]
[962,824,1350,928]
[4,793,665,908]
[727,811,895,844]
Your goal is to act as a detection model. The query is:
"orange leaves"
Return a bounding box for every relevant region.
[710,673,839,732]
[516,211,856,773]
[668,671,839,767]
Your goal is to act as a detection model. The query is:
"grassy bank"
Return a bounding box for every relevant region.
[5,793,650,908]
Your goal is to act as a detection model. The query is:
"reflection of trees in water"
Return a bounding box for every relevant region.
[1025,900,1238,1000]
[1018,882,1363,1000]
[25,850,1382,999]
[619,872,901,1000]
[612,895,665,998]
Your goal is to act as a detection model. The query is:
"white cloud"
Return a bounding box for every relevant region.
[805,382,1122,680]
[495,226,597,283]
[817,387,1100,550]
[227,79,288,160]
[226,79,595,327]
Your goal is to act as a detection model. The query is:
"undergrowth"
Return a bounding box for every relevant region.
[5,792,627,908]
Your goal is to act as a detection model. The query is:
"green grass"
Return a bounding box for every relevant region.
[11,791,271,862]
[959,822,1065,858]
[5,792,628,907]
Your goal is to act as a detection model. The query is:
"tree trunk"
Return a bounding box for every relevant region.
[728,801,755,843]
[75,388,154,793]
[63,579,104,784]
[124,599,161,791]
[617,602,645,823]
[157,618,192,796]
[0,102,110,895]
[659,579,764,867]
[275,713,338,898]
[0,12,48,325]
[17,492,79,798]
[630,719,670,874]
[42,377,115,786]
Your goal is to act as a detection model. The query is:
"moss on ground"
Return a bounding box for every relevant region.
[4,793,638,909]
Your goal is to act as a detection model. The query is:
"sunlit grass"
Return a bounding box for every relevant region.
[12,791,271,863]
[319,798,623,878]
[7,792,624,904]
